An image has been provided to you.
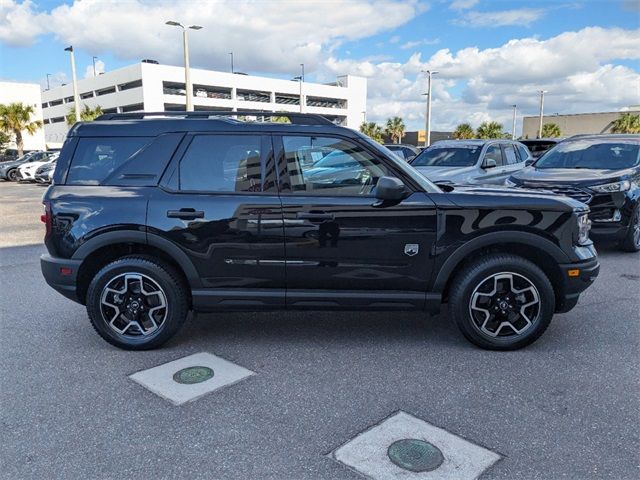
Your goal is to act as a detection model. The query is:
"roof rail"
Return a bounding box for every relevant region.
[95,110,336,126]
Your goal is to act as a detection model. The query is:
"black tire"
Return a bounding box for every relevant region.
[86,256,189,350]
[7,169,18,181]
[448,253,555,350]
[619,203,640,253]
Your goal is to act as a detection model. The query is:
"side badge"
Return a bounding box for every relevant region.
[404,244,419,256]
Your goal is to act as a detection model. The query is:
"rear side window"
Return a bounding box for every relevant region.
[516,144,530,162]
[483,145,504,166]
[503,144,519,165]
[67,137,151,185]
[179,135,262,192]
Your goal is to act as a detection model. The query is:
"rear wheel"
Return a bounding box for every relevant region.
[619,204,640,252]
[448,254,555,350]
[7,169,17,181]
[86,256,189,350]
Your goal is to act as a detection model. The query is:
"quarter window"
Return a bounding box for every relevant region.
[179,135,262,192]
[282,136,389,196]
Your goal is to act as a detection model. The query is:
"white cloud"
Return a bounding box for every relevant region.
[457,8,546,27]
[449,0,479,10]
[400,38,440,50]
[84,59,105,78]
[0,0,47,46]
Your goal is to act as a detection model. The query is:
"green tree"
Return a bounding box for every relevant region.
[384,116,406,144]
[66,104,104,126]
[270,111,291,123]
[611,112,640,134]
[476,121,504,139]
[0,102,44,156]
[359,121,384,143]
[541,123,562,138]
[453,123,475,139]
[0,131,10,151]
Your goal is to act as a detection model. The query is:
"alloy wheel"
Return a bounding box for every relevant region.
[469,272,540,338]
[633,207,640,248]
[100,272,168,337]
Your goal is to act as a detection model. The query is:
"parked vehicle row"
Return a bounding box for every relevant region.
[0,150,57,183]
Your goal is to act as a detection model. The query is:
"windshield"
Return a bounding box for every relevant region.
[535,140,640,169]
[412,145,482,167]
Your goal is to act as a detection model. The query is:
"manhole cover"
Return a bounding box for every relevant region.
[387,438,444,472]
[172,366,214,384]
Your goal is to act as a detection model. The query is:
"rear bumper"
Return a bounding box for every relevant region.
[555,257,600,313]
[40,254,83,304]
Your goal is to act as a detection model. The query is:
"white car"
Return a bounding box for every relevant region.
[17,153,58,182]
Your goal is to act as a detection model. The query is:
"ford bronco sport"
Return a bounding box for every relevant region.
[40,111,599,350]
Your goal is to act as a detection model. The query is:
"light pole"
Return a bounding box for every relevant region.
[422,70,438,147]
[166,21,203,111]
[229,52,234,73]
[537,90,548,139]
[92,56,98,77]
[64,46,81,122]
[511,104,517,140]
[292,64,305,113]
[46,73,52,91]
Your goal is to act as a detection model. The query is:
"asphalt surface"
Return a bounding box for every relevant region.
[1,181,638,480]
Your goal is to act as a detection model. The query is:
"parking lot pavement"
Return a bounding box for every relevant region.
[1,181,638,480]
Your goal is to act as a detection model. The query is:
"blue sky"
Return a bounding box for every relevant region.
[1,0,639,130]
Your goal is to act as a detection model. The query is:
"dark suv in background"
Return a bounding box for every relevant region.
[507,134,640,252]
[41,111,598,351]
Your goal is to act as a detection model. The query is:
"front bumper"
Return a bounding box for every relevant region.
[40,254,83,304]
[555,257,600,313]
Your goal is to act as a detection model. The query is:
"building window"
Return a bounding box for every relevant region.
[80,91,94,99]
[120,103,144,113]
[275,93,300,105]
[118,79,143,91]
[164,103,186,111]
[101,107,117,114]
[42,103,48,109]
[237,89,270,103]
[50,117,65,123]
[306,96,347,109]
[193,84,232,100]
[64,96,74,103]
[49,99,63,106]
[163,81,186,96]
[96,86,116,96]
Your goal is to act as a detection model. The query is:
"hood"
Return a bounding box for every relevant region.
[413,165,476,183]
[512,166,634,185]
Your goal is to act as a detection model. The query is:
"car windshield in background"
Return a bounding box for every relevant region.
[535,140,640,169]
[412,146,482,167]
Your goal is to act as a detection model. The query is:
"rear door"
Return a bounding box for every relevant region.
[275,133,437,309]
[149,132,286,309]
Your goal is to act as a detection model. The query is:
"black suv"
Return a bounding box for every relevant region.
[41,111,599,351]
[507,135,640,252]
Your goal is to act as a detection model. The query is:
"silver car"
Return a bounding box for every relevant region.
[410,139,532,186]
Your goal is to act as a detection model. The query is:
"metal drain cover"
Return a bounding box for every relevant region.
[172,366,214,384]
[387,438,444,472]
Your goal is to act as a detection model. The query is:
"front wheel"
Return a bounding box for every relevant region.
[7,169,18,181]
[619,204,640,253]
[86,256,189,350]
[448,254,555,350]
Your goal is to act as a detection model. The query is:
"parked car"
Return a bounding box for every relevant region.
[410,139,532,186]
[0,148,35,163]
[506,134,640,252]
[0,151,50,181]
[384,144,421,161]
[40,110,598,351]
[35,161,56,184]
[520,139,561,159]
[17,152,59,182]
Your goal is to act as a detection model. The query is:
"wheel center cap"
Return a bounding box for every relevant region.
[130,301,140,310]
[499,300,509,310]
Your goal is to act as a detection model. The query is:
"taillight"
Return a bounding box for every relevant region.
[41,201,52,239]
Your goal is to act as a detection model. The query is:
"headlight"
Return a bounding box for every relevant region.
[504,178,517,187]
[590,180,631,193]
[576,213,591,245]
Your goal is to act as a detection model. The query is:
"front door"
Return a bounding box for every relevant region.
[149,133,285,309]
[275,134,438,309]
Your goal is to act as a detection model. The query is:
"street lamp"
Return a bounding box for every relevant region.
[229,52,234,73]
[537,90,548,139]
[292,64,305,113]
[64,46,81,122]
[511,104,517,140]
[92,56,98,77]
[422,70,438,147]
[166,21,203,111]
[45,73,52,91]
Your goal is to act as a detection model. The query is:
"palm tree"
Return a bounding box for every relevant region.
[476,121,503,139]
[384,116,406,144]
[453,123,475,139]
[66,104,104,126]
[541,123,562,138]
[359,122,384,143]
[0,102,44,156]
[611,113,640,134]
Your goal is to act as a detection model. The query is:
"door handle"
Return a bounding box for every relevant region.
[167,208,204,220]
[296,212,334,221]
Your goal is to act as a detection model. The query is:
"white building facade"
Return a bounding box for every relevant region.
[41,62,367,143]
[0,81,46,151]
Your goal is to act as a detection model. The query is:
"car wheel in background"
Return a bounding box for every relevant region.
[7,169,18,181]
[619,203,640,253]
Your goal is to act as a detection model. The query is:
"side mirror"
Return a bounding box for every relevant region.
[525,159,535,166]
[482,158,497,169]
[374,176,407,201]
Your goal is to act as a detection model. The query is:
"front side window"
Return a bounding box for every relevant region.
[483,145,504,166]
[503,144,519,165]
[67,137,151,185]
[282,136,389,196]
[179,135,262,192]
[535,140,640,169]
[412,145,482,167]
